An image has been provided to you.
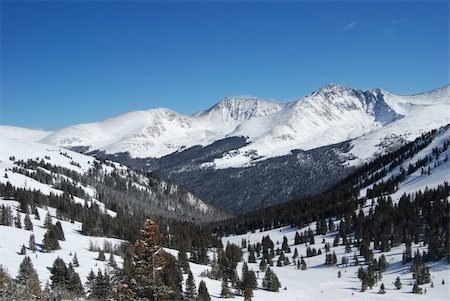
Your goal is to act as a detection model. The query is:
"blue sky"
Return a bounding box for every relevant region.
[1,0,448,130]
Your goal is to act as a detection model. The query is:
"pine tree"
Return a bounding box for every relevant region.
[19,244,26,255]
[300,257,307,270]
[29,234,36,253]
[42,225,60,251]
[85,269,96,296]
[243,286,253,301]
[72,253,79,267]
[177,248,190,273]
[109,252,117,268]
[262,268,281,292]
[248,249,256,263]
[50,257,67,290]
[220,277,231,298]
[259,259,267,272]
[185,271,196,299]
[129,219,173,300]
[97,250,106,261]
[394,276,402,289]
[66,263,84,296]
[14,210,21,229]
[54,221,65,241]
[16,256,42,299]
[197,280,211,301]
[44,212,52,228]
[24,213,33,231]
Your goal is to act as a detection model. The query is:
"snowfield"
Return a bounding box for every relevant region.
[0,199,123,286]
[27,83,449,169]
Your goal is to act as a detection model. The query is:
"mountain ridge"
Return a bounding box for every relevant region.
[35,83,449,165]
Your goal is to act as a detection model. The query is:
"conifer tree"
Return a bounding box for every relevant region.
[97,250,106,261]
[129,219,173,300]
[197,280,211,301]
[50,257,67,290]
[220,277,230,298]
[54,221,65,241]
[262,268,281,292]
[14,210,21,229]
[185,271,197,300]
[42,226,60,251]
[259,259,267,272]
[29,234,36,253]
[109,252,117,268]
[66,263,84,297]
[19,244,26,255]
[177,248,190,273]
[85,269,96,296]
[72,253,79,267]
[24,213,33,231]
[394,276,402,289]
[16,256,42,299]
[44,212,52,228]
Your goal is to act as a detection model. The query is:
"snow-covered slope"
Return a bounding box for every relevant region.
[0,126,53,141]
[0,199,123,286]
[359,125,450,200]
[36,84,449,169]
[0,135,223,221]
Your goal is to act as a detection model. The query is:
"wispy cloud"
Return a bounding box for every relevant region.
[392,17,407,25]
[343,21,357,30]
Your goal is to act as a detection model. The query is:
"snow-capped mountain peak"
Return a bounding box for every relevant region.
[197,96,285,122]
[6,83,448,166]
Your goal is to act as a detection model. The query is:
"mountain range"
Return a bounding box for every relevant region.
[3,83,449,212]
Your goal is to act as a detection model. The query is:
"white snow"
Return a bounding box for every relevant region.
[0,199,123,286]
[22,84,447,169]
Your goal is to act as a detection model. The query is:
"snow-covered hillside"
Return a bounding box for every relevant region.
[0,134,224,222]
[34,84,449,169]
[0,198,123,286]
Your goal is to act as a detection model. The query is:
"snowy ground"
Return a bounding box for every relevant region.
[0,199,123,286]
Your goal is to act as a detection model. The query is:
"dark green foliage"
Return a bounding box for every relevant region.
[42,225,61,252]
[185,271,196,299]
[50,257,68,290]
[72,253,79,267]
[24,213,33,231]
[197,280,211,301]
[19,244,26,255]
[394,276,402,289]
[54,221,65,241]
[109,252,117,268]
[262,268,281,292]
[66,263,84,297]
[177,248,190,273]
[29,234,36,253]
[220,278,231,298]
[97,250,106,261]
[14,210,21,229]
[119,220,177,300]
[16,256,41,298]
[0,205,13,226]
[44,212,52,228]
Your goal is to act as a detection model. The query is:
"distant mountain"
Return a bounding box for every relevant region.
[3,83,449,213]
[40,84,449,167]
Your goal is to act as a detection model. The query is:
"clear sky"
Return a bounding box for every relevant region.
[1,0,448,130]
